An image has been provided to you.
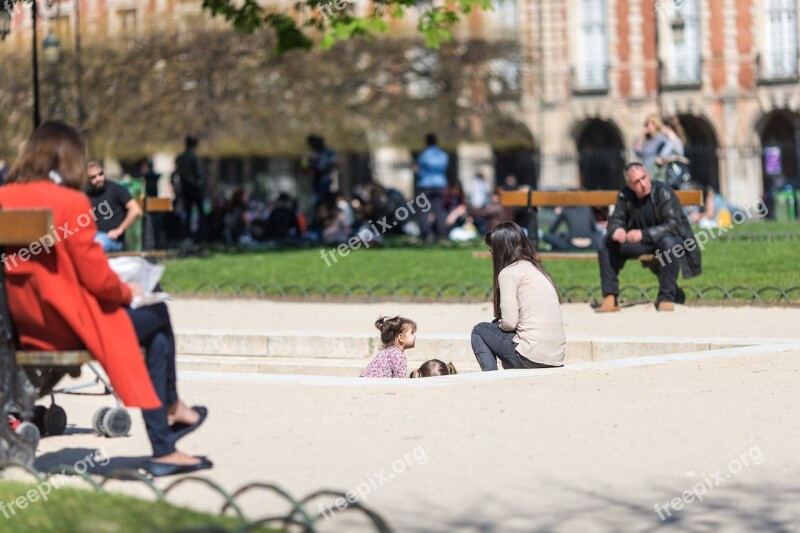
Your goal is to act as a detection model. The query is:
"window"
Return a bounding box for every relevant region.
[405,46,439,98]
[762,0,798,80]
[574,0,608,93]
[495,0,516,33]
[665,0,701,86]
[118,8,136,36]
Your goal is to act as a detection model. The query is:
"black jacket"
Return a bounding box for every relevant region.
[608,181,702,279]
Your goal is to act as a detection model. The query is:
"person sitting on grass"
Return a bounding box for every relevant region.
[471,222,566,371]
[410,359,457,378]
[360,316,416,378]
[0,122,211,477]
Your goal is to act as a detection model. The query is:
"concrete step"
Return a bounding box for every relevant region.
[176,355,482,376]
[175,328,775,364]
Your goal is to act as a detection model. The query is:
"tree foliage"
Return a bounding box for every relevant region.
[0,31,529,160]
[201,0,493,53]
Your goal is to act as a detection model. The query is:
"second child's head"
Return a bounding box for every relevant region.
[375,316,416,351]
[410,359,457,378]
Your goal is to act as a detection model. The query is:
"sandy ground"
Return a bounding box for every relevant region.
[168,299,800,340]
[15,300,800,531]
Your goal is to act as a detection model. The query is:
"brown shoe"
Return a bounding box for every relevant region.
[595,294,620,313]
[656,301,674,312]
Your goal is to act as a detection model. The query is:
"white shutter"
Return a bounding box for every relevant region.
[765,0,798,79]
[577,0,608,90]
[668,0,701,85]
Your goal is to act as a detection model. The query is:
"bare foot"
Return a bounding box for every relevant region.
[167,400,200,426]
[151,450,201,466]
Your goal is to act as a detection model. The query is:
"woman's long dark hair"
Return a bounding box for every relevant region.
[7,121,87,189]
[485,221,560,318]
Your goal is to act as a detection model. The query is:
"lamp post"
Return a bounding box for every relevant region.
[30,1,62,130]
[42,28,60,65]
[32,0,41,129]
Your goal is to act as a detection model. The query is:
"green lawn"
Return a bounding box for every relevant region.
[0,480,278,532]
[161,221,800,302]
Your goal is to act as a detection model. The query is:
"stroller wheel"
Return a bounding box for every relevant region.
[93,407,110,436]
[44,405,67,436]
[32,405,47,434]
[15,421,41,450]
[102,408,131,438]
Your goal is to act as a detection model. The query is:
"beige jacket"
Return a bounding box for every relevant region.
[497,261,566,366]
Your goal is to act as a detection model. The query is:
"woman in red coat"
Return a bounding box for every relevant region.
[1,122,211,476]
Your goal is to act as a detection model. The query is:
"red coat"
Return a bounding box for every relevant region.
[0,181,160,409]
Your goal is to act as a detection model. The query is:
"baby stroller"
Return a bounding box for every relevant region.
[11,354,134,450]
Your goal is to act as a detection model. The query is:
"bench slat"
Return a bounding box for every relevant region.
[0,210,54,245]
[16,350,93,366]
[107,250,168,259]
[472,251,655,262]
[500,190,704,207]
[135,197,173,213]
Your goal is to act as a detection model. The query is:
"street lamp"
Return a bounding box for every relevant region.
[42,29,60,65]
[671,16,686,44]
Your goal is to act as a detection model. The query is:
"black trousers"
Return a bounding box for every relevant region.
[181,184,206,241]
[417,187,447,239]
[126,303,178,458]
[598,234,682,303]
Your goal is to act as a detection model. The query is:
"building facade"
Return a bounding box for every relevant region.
[4,0,797,208]
[520,0,800,208]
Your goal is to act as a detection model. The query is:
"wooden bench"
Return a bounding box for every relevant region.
[135,196,173,253]
[0,209,104,466]
[495,189,704,262]
[136,196,173,213]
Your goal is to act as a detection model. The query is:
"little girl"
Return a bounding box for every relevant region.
[410,359,457,378]
[360,316,416,378]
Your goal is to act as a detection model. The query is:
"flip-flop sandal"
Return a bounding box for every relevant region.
[147,455,213,477]
[170,406,208,441]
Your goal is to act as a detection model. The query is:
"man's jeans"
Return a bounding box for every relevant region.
[95,231,124,252]
[598,234,682,303]
[416,187,447,240]
[471,322,551,371]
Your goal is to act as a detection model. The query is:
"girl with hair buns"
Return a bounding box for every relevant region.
[360,316,417,378]
[471,221,565,371]
[410,359,457,378]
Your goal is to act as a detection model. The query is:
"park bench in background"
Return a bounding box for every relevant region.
[475,189,704,262]
[137,196,173,255]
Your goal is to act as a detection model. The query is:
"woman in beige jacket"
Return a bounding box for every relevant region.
[471,222,566,370]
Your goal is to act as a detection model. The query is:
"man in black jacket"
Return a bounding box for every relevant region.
[596,162,702,312]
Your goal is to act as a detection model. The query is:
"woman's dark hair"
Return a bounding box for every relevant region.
[485,221,560,319]
[7,121,87,189]
[410,359,457,378]
[375,316,416,347]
